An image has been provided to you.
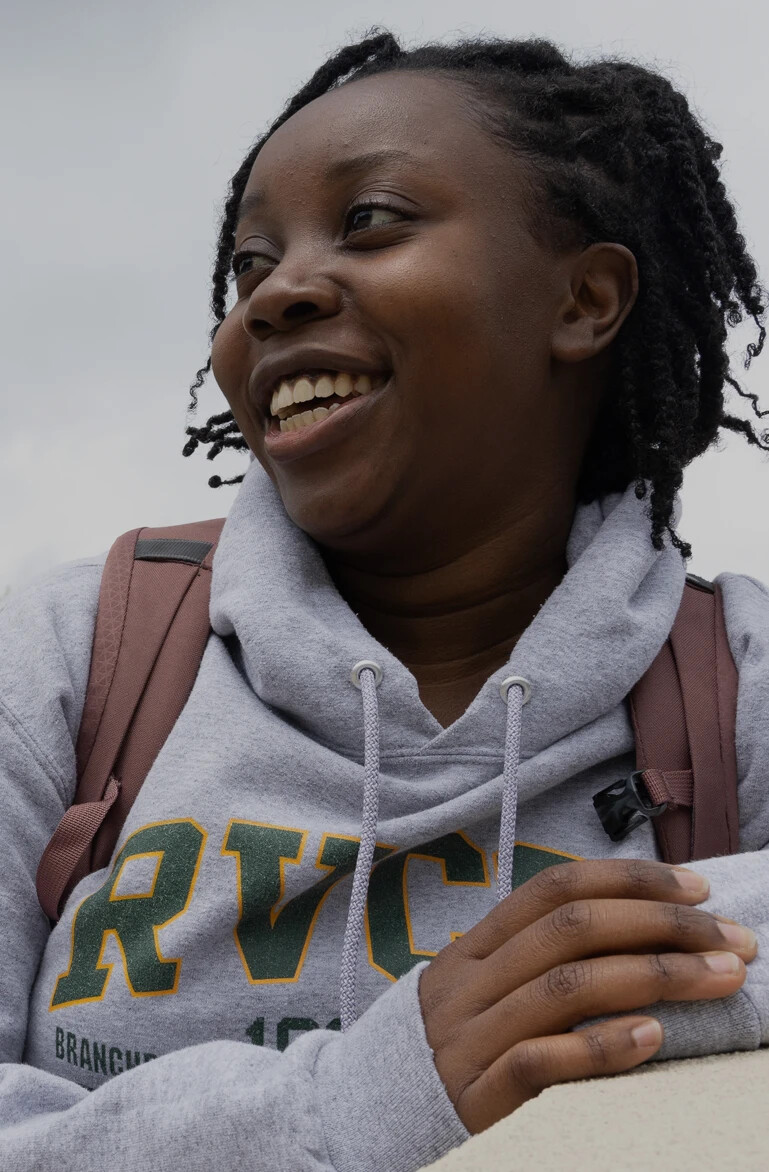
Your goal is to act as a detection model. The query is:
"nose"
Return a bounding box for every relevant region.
[241,251,342,339]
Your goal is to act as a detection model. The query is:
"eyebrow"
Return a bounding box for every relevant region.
[234,148,419,227]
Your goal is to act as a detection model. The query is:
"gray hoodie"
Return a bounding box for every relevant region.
[1,457,768,1172]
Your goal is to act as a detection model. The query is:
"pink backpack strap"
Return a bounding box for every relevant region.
[593,574,740,864]
[36,518,226,921]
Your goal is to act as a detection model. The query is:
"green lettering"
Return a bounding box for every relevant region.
[124,1050,141,1069]
[93,1041,107,1075]
[245,1018,265,1046]
[79,1038,92,1070]
[276,1017,319,1051]
[506,843,580,890]
[143,1052,157,1063]
[109,1046,123,1075]
[66,1032,77,1065]
[55,1027,64,1060]
[51,820,206,1008]
[366,832,488,980]
[223,823,391,982]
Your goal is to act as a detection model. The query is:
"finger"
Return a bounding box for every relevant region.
[464,949,746,1069]
[457,1016,663,1135]
[475,898,757,1006]
[458,859,711,960]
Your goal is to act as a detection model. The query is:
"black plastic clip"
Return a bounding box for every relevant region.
[592,771,669,843]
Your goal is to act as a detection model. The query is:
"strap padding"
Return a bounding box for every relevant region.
[35,517,225,920]
[629,580,740,863]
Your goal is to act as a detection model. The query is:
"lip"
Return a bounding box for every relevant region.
[263,374,394,463]
[249,344,391,417]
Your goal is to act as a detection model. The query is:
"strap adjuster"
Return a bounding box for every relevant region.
[592,770,669,842]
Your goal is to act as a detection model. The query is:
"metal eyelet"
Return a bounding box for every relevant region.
[350,660,384,688]
[499,675,532,705]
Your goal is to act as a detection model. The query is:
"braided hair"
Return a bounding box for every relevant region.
[182,28,769,557]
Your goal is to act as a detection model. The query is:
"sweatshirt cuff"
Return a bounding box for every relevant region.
[650,989,762,1062]
[313,962,470,1172]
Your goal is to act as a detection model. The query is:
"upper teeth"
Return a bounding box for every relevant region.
[270,371,376,418]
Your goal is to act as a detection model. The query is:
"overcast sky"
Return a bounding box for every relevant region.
[3,0,768,598]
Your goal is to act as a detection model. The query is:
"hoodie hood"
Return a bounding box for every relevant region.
[211,457,686,765]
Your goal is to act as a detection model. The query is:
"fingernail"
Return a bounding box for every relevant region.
[717,923,757,951]
[673,868,710,896]
[703,951,740,973]
[631,1020,662,1048]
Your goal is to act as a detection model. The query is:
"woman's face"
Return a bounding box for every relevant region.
[211,71,630,570]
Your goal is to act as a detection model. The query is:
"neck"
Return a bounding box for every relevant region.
[322,501,574,723]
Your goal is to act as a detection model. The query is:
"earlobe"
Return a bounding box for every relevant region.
[551,243,639,365]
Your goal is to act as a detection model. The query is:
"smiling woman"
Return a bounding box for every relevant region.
[3,24,769,1172]
[183,29,768,560]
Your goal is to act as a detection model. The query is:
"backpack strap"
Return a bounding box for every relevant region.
[593,574,740,864]
[36,518,226,921]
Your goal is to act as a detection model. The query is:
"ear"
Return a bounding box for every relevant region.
[550,242,639,364]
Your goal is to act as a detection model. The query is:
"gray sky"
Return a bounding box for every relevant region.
[3,0,769,597]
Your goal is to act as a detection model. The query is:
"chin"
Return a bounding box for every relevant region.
[276,470,398,554]
[284,498,376,550]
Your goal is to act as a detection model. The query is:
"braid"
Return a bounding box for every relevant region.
[183,28,768,555]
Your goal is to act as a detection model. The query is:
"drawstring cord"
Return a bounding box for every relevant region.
[339,662,531,1031]
[496,676,531,902]
[340,661,383,1032]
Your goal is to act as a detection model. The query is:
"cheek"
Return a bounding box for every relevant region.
[385,230,532,379]
[210,310,249,402]
[387,253,531,424]
[209,311,264,452]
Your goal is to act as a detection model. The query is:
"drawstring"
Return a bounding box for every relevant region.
[496,676,532,902]
[339,662,531,1031]
[340,660,383,1032]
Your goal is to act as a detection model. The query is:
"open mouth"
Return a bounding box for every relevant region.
[266,369,390,434]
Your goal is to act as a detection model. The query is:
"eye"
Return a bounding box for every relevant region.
[345,199,407,234]
[229,249,273,281]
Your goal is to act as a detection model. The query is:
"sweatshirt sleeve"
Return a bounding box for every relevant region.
[594,570,769,1062]
[0,563,468,1172]
[0,962,467,1172]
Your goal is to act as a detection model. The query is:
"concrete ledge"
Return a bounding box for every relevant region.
[421,1047,769,1170]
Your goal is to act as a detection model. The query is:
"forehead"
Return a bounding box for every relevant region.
[240,71,519,207]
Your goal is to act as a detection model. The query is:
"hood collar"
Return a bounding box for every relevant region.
[210,460,686,759]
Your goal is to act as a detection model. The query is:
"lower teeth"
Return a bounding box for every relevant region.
[278,401,344,433]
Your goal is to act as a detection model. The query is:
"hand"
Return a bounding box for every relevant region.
[418,858,758,1134]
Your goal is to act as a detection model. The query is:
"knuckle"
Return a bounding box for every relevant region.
[550,899,592,940]
[623,857,659,893]
[532,861,579,902]
[648,952,674,982]
[507,1041,550,1096]
[545,960,590,1001]
[663,902,699,940]
[582,1028,611,1072]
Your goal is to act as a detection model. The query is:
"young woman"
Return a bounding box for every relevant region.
[1,28,768,1172]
